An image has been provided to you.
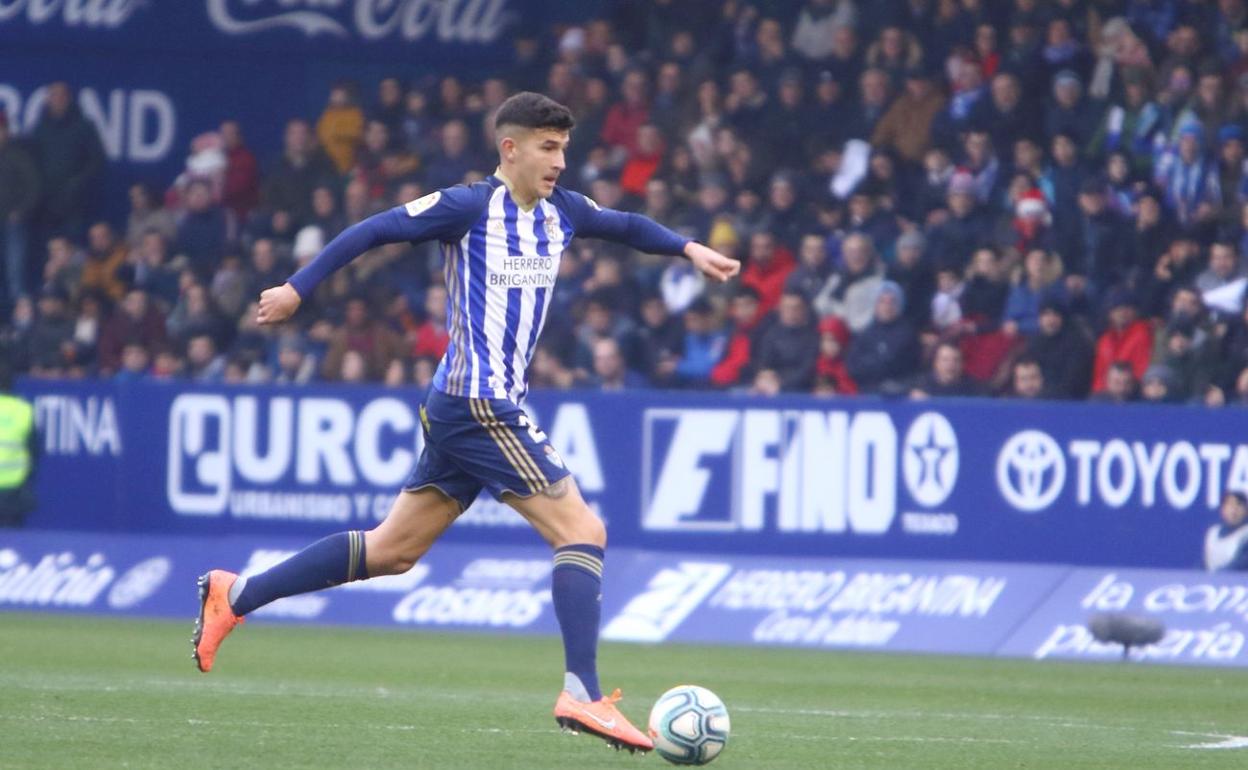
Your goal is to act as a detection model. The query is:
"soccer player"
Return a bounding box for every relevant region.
[192,92,740,753]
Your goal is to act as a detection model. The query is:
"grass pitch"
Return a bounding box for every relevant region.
[2,613,1246,769]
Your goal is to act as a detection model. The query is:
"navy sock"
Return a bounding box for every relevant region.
[230,531,369,616]
[551,544,605,702]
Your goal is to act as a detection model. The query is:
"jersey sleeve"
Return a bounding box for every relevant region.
[287,185,484,298]
[560,190,691,256]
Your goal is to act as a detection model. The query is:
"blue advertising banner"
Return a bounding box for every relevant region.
[601,554,1061,655]
[15,379,1248,568]
[4,528,1242,667]
[999,568,1248,667]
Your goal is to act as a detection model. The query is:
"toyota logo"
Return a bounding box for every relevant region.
[996,430,1066,512]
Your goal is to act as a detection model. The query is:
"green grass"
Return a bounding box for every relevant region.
[2,613,1247,769]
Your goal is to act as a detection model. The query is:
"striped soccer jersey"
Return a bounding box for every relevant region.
[287,173,690,403]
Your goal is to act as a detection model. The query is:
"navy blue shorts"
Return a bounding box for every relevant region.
[402,389,570,511]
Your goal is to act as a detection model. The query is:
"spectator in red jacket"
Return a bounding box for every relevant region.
[96,288,168,375]
[602,69,650,157]
[815,315,857,395]
[740,231,796,316]
[407,285,449,360]
[220,120,259,221]
[710,285,772,388]
[1092,287,1154,393]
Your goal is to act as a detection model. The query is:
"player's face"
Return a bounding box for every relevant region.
[512,128,569,199]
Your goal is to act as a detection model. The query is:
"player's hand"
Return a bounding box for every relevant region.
[257,282,302,325]
[685,241,741,283]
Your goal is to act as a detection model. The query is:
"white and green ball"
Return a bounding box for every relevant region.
[648,685,730,765]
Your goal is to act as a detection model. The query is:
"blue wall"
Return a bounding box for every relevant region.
[17,378,1246,569]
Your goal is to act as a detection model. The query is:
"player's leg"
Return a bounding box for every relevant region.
[193,487,460,673]
[504,478,605,700]
[505,480,652,752]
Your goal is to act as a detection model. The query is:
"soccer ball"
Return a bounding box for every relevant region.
[647,685,730,765]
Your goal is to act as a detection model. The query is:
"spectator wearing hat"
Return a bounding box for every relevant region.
[1204,489,1248,571]
[871,66,947,165]
[753,290,820,392]
[1154,123,1219,230]
[886,230,935,329]
[814,233,884,333]
[30,82,105,243]
[1045,69,1096,145]
[1024,297,1094,399]
[1011,186,1055,256]
[845,281,918,394]
[0,108,41,302]
[814,314,856,395]
[1139,363,1179,403]
[928,171,990,271]
[1092,288,1154,392]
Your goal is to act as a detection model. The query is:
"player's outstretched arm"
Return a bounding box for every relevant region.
[257,282,301,325]
[258,187,484,325]
[563,190,740,282]
[684,240,741,283]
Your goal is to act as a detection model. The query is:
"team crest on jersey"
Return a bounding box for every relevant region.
[404,191,441,217]
[545,218,560,240]
[544,445,565,469]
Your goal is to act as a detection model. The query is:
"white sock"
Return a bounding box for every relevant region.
[227,575,248,608]
[563,672,592,702]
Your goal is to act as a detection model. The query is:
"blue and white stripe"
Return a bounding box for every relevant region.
[433,181,566,404]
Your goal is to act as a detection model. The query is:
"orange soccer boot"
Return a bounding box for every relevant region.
[553,687,654,754]
[192,570,244,673]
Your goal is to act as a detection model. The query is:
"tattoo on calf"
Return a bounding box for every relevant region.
[542,477,570,499]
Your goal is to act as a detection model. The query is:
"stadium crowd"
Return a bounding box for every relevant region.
[6,0,1248,405]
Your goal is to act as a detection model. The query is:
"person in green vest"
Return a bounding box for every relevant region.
[0,361,35,527]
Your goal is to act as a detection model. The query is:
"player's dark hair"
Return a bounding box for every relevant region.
[494,92,575,132]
